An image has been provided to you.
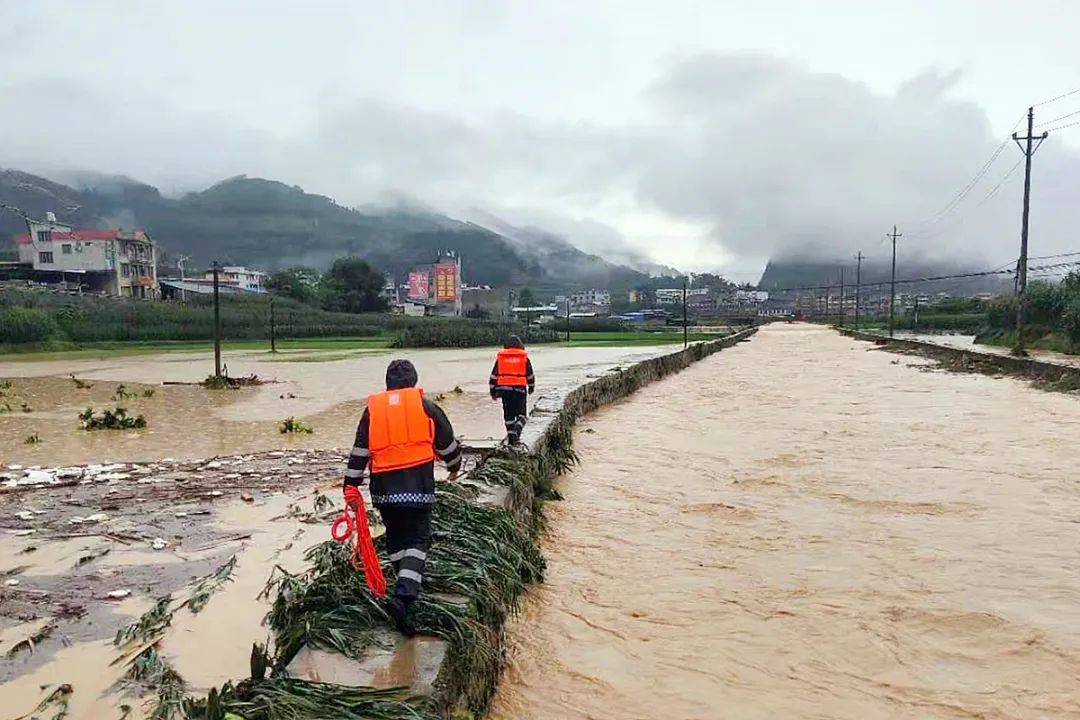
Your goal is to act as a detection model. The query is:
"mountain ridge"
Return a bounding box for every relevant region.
[0,169,658,290]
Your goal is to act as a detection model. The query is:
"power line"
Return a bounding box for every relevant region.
[1043,118,1080,134]
[762,258,1080,295]
[908,114,1026,236]
[1036,107,1080,128]
[1033,86,1080,107]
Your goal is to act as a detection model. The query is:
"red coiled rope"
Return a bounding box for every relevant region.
[330,494,387,597]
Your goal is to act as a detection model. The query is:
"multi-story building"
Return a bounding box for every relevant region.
[204,266,267,293]
[568,289,611,309]
[16,216,159,298]
[655,287,708,305]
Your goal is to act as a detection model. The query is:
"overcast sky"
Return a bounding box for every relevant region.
[2,0,1079,278]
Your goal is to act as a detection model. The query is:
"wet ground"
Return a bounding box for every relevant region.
[492,323,1080,719]
[893,331,1080,368]
[0,341,662,718]
[0,344,667,466]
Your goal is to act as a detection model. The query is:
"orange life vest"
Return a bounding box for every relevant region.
[496,347,529,387]
[366,387,435,473]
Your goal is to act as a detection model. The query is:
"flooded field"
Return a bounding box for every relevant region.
[492,323,1080,719]
[0,344,667,466]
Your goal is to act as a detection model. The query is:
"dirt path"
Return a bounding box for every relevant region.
[492,323,1080,720]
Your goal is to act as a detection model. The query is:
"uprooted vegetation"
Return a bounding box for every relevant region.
[202,373,268,390]
[79,406,147,430]
[279,417,313,434]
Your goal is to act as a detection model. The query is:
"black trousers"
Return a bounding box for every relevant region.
[500,391,528,442]
[377,506,432,604]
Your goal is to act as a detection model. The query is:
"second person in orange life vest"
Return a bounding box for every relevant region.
[489,335,535,446]
[342,359,461,636]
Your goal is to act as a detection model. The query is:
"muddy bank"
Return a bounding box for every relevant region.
[839,327,1080,393]
[493,323,1080,719]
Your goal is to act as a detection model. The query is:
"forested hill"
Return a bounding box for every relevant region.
[0,169,653,290]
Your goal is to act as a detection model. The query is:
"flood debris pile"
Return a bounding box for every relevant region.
[202,373,268,390]
[108,558,239,720]
[177,476,547,719]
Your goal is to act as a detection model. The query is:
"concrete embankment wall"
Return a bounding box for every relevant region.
[433,327,758,717]
[837,327,1080,390]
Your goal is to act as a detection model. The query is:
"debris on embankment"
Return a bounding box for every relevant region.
[838,327,1080,393]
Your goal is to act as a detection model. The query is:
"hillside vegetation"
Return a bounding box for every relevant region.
[0,169,653,292]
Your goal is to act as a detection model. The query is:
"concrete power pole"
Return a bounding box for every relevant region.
[839,266,845,327]
[212,261,222,378]
[1012,107,1049,355]
[888,226,902,338]
[854,252,863,330]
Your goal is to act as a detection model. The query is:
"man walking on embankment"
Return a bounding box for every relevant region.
[489,335,535,446]
[342,359,461,636]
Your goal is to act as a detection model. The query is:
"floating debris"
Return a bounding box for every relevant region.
[80,406,147,431]
[187,556,237,614]
[107,589,132,600]
[71,374,94,389]
[113,383,138,401]
[5,579,19,587]
[151,538,169,551]
[279,417,313,434]
[5,620,53,657]
[69,513,110,525]
[16,510,34,520]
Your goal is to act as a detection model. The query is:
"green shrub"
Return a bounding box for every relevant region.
[0,306,60,343]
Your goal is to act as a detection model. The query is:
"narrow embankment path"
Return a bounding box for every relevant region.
[491,323,1080,720]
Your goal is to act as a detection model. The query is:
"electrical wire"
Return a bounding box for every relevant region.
[1033,86,1080,107]
[1043,118,1080,134]
[1035,107,1080,128]
[762,259,1080,295]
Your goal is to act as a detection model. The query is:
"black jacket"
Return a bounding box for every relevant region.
[489,356,536,397]
[343,396,461,508]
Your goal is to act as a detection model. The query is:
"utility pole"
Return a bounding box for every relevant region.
[212,261,222,377]
[888,225,902,338]
[825,284,831,323]
[682,279,688,349]
[913,294,920,331]
[564,299,571,343]
[855,251,863,330]
[839,266,845,327]
[269,296,277,353]
[1012,106,1049,355]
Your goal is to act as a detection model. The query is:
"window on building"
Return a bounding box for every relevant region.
[62,244,73,255]
[36,230,52,244]
[121,263,130,278]
[38,251,54,264]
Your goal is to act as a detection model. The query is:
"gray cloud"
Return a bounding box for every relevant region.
[636,53,1080,268]
[2,50,1079,276]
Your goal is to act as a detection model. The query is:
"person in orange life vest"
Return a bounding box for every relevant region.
[488,335,535,445]
[343,359,461,636]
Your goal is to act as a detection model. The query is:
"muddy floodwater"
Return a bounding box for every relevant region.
[492,323,1080,719]
[0,344,667,466]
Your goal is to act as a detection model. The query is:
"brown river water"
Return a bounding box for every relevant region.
[491,323,1080,720]
[0,344,667,466]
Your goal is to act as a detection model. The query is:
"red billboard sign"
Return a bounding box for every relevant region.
[407,271,429,300]
[435,263,457,303]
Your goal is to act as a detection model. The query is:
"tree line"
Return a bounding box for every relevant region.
[267,258,388,314]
